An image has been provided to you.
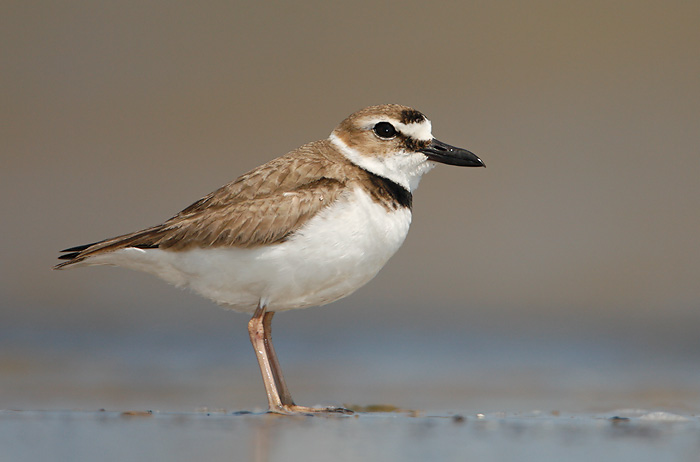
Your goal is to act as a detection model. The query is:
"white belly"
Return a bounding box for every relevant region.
[86,187,412,313]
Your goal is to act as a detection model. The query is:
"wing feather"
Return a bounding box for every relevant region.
[55,141,351,269]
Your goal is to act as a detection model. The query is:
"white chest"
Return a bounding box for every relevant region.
[246,186,413,310]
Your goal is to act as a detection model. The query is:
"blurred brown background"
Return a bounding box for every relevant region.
[1,0,700,411]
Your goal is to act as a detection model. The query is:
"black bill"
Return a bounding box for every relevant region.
[420,138,484,167]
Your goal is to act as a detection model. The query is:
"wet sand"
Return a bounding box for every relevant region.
[3,324,700,461]
[2,408,698,462]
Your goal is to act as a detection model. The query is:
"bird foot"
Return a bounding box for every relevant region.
[268,404,354,416]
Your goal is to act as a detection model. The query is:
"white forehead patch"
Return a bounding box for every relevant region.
[396,119,433,142]
[361,117,433,142]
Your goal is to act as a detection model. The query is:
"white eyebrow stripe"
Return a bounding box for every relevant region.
[396,119,433,141]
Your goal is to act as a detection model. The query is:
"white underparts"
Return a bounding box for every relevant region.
[80,187,413,314]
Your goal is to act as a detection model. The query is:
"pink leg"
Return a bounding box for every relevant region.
[247,302,353,415]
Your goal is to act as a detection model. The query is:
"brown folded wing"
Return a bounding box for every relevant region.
[55,141,351,268]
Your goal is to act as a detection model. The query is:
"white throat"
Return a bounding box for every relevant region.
[329,133,435,192]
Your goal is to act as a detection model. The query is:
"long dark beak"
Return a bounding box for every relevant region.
[420,138,485,167]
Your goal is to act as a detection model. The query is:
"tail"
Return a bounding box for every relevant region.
[54,242,101,269]
[53,225,165,270]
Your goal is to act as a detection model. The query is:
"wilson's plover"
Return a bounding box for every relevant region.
[55,104,484,414]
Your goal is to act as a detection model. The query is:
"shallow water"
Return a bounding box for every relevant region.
[2,324,699,461]
[2,409,699,462]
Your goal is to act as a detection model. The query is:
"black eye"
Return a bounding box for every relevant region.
[373,122,397,139]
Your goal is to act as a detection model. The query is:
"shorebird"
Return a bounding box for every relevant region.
[55,104,484,414]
